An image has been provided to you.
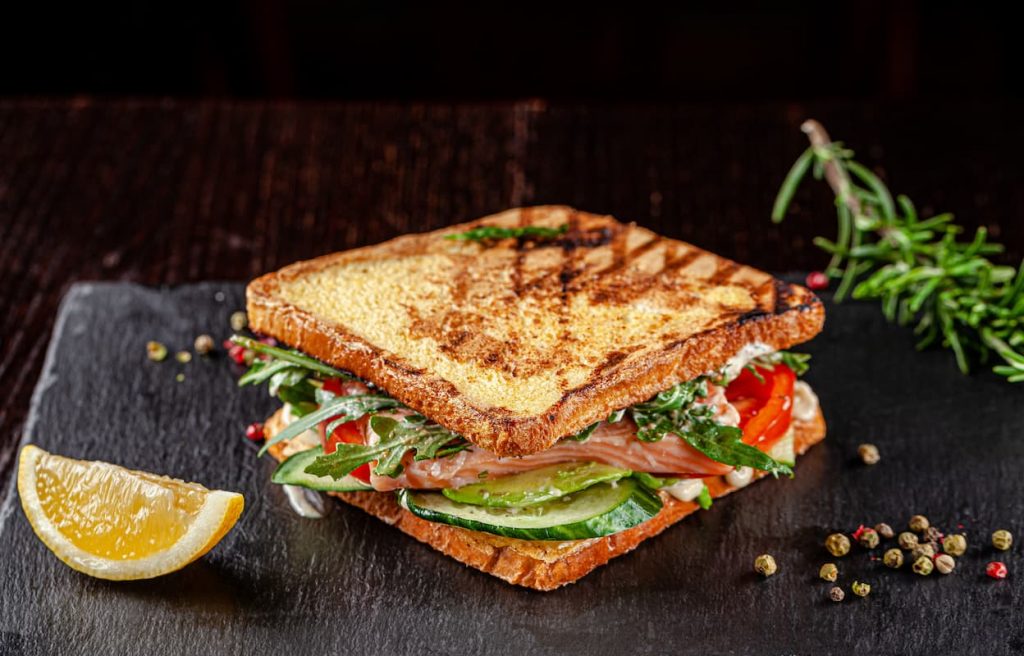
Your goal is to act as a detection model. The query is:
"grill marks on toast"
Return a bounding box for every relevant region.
[251,206,824,455]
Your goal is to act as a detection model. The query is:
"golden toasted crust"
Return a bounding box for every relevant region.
[265,406,826,591]
[248,206,824,456]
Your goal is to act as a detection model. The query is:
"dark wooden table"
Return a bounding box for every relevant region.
[2,99,1022,503]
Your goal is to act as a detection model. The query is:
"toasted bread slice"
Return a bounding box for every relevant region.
[248,206,824,456]
[265,406,826,591]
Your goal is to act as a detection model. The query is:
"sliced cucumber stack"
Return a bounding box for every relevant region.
[271,446,372,492]
[399,478,663,540]
[442,461,632,508]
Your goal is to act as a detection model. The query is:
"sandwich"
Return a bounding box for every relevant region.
[234,206,826,591]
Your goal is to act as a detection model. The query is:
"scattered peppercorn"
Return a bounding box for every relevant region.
[825,533,851,557]
[194,334,215,355]
[909,515,930,533]
[992,529,1013,551]
[805,271,829,291]
[754,554,777,577]
[883,548,904,569]
[875,523,894,540]
[857,527,880,549]
[851,581,871,598]
[912,543,936,561]
[819,563,838,582]
[245,422,265,442]
[986,561,1008,580]
[912,556,934,576]
[924,526,943,544]
[935,554,956,575]
[829,586,845,602]
[857,443,880,465]
[943,534,967,557]
[175,373,185,383]
[230,311,248,332]
[146,341,168,362]
[898,532,919,550]
[175,351,192,364]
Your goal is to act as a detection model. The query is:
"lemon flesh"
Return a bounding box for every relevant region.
[18,444,244,580]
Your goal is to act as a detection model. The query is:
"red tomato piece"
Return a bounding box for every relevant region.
[725,363,796,448]
[318,415,371,483]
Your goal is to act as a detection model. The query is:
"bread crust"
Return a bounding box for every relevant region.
[265,406,826,591]
[248,206,825,457]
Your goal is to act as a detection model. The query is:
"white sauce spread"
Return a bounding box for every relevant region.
[721,342,773,381]
[664,478,706,502]
[792,381,820,422]
[279,404,322,458]
[283,484,328,519]
[725,466,754,489]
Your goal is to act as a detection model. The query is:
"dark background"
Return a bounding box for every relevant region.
[3,2,1022,101]
[1,4,1023,509]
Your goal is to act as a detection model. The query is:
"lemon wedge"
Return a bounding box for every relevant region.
[17,444,243,580]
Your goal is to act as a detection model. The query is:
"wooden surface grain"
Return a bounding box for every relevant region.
[1,100,1023,503]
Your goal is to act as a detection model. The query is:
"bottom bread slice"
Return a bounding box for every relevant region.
[265,407,826,591]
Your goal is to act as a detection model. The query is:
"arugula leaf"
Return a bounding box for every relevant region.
[631,472,678,490]
[751,351,812,377]
[444,224,569,242]
[304,415,467,480]
[567,422,600,441]
[231,335,355,380]
[630,377,792,477]
[257,394,401,456]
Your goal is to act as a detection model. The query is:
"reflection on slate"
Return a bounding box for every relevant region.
[0,282,1021,655]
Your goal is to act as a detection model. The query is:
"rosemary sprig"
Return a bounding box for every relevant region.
[444,224,568,242]
[773,120,1024,382]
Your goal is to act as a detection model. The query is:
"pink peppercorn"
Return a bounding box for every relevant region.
[245,422,265,442]
[805,271,829,290]
[987,562,1008,580]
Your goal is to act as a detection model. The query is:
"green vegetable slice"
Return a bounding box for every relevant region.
[767,430,796,467]
[399,479,663,541]
[442,462,632,508]
[271,447,372,492]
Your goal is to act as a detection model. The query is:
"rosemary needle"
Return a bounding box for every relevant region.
[772,119,1024,382]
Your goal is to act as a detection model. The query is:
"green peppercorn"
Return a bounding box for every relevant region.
[935,554,955,575]
[909,515,930,533]
[829,586,845,602]
[175,350,192,364]
[851,581,871,598]
[175,373,185,383]
[874,523,894,540]
[883,548,904,569]
[857,443,880,465]
[912,543,936,561]
[825,533,851,557]
[898,531,919,550]
[857,527,880,549]
[912,555,934,576]
[194,334,215,355]
[819,563,838,582]
[230,311,248,332]
[992,529,1013,551]
[942,533,967,557]
[146,340,168,362]
[754,554,777,577]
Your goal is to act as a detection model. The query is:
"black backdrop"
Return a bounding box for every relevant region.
[3,2,1022,101]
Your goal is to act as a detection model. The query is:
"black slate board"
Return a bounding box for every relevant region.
[1,282,1021,656]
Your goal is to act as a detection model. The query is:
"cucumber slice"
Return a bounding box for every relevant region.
[271,446,372,492]
[399,478,662,540]
[767,429,796,467]
[442,461,632,508]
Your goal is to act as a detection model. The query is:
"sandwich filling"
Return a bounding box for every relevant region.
[235,336,819,540]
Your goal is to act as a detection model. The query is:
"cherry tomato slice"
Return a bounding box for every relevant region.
[318,416,371,483]
[725,363,796,448]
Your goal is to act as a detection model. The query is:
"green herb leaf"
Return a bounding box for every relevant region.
[697,485,713,510]
[257,394,401,456]
[444,224,569,242]
[751,351,812,377]
[304,415,468,480]
[231,335,356,380]
[631,472,678,490]
[773,121,1024,382]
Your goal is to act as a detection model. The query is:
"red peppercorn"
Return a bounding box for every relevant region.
[228,345,248,364]
[987,562,1008,579]
[245,422,265,442]
[259,337,278,347]
[222,339,235,350]
[806,271,829,290]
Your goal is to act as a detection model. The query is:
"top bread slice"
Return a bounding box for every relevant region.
[247,206,824,457]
